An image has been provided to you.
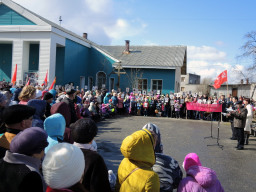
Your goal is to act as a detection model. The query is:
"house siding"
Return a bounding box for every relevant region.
[0,4,35,25]
[119,68,176,94]
[88,47,116,89]
[62,39,89,86]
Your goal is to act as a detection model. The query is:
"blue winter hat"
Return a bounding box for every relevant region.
[44,113,66,140]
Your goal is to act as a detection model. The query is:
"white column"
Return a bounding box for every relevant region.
[12,40,29,84]
[38,39,52,85]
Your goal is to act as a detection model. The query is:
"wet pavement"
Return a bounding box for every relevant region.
[96,116,256,192]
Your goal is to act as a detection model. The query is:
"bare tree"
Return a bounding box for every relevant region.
[238,31,256,82]
[195,77,212,95]
[127,68,143,89]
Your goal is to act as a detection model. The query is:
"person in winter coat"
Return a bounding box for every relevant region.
[42,143,88,192]
[0,127,49,192]
[44,113,66,153]
[50,102,73,143]
[227,100,248,150]
[115,129,160,192]
[49,89,57,105]
[143,123,183,192]
[0,104,36,158]
[117,93,124,115]
[177,153,224,192]
[27,99,47,129]
[243,98,252,145]
[174,100,182,119]
[9,87,22,105]
[71,119,112,192]
[103,93,111,104]
[43,92,53,118]
[63,89,78,124]
[111,92,118,111]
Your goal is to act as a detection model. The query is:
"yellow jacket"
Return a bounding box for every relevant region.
[116,129,160,192]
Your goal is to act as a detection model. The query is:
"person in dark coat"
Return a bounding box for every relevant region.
[43,92,53,118]
[0,105,36,158]
[63,89,78,124]
[143,123,183,192]
[27,99,47,129]
[227,100,248,150]
[0,93,7,134]
[0,127,48,192]
[71,119,112,192]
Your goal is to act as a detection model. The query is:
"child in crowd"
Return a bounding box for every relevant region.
[178,153,224,192]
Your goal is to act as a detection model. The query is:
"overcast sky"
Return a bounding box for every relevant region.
[13,0,256,82]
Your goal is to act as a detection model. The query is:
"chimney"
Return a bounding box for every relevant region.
[241,79,244,84]
[83,33,88,39]
[246,78,249,84]
[124,40,130,54]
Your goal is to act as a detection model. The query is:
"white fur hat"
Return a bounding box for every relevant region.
[42,143,85,189]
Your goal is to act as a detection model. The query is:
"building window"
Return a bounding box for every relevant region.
[181,87,185,91]
[138,79,147,91]
[152,80,162,92]
[181,77,185,82]
[96,72,106,90]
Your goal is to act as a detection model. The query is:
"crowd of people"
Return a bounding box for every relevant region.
[0,82,253,191]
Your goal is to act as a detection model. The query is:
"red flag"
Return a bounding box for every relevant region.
[213,70,227,89]
[11,64,17,84]
[26,78,30,86]
[49,77,56,90]
[41,70,48,86]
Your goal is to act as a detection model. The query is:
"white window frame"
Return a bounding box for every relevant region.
[137,78,148,91]
[96,71,107,90]
[109,77,115,91]
[151,79,163,93]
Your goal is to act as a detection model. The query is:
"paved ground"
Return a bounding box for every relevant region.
[96,116,256,192]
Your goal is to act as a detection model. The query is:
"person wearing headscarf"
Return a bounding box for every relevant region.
[143,123,183,192]
[44,113,66,153]
[177,153,224,192]
[116,128,160,191]
[51,102,73,143]
[0,127,48,192]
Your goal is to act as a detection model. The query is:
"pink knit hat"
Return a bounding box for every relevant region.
[183,153,202,171]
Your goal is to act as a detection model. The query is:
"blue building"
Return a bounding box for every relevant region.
[0,0,187,94]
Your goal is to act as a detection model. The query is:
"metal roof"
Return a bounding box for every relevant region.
[101,45,186,68]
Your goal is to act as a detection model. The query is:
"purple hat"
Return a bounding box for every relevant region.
[10,127,49,156]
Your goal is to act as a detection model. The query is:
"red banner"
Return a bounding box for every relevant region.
[186,102,222,112]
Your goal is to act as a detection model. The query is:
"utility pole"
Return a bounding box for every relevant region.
[114,63,126,89]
